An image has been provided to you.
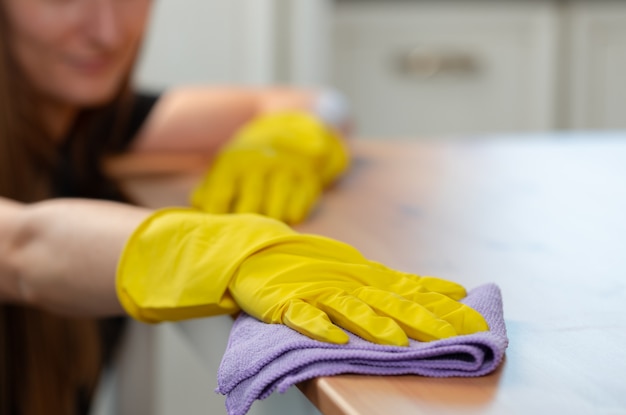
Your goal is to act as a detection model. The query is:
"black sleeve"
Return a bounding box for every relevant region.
[53,91,160,200]
[108,92,160,152]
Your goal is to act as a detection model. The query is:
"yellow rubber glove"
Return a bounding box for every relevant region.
[117,208,488,346]
[190,111,350,225]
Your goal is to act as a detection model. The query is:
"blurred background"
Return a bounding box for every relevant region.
[134,0,626,139]
[111,1,626,415]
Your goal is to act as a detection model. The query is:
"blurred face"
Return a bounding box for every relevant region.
[3,0,153,107]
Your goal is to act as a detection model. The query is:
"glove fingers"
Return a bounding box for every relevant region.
[191,164,237,214]
[353,286,458,342]
[281,299,349,344]
[378,269,467,301]
[286,175,321,225]
[404,291,489,335]
[317,291,409,346]
[321,131,350,186]
[312,264,478,335]
[264,169,295,222]
[233,166,267,214]
[403,275,467,300]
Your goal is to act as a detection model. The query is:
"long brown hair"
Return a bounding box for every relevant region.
[0,5,133,415]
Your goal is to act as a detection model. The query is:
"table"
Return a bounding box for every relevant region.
[117,133,626,415]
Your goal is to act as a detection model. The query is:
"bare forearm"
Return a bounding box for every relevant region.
[2,198,151,316]
[129,86,316,153]
[106,87,350,179]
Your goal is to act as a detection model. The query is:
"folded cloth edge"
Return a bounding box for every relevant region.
[217,283,507,415]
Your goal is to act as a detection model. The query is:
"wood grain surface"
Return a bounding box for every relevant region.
[121,135,626,415]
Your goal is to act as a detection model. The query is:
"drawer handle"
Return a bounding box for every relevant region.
[396,48,480,78]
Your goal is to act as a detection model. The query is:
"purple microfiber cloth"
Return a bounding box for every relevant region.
[216,283,507,415]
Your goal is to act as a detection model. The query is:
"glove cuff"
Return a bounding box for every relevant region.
[231,111,350,186]
[116,208,297,323]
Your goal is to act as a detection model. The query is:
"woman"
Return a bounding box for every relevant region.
[0,1,488,414]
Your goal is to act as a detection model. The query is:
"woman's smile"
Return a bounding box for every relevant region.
[64,53,116,77]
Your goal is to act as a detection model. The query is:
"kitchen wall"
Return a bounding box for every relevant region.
[135,0,626,138]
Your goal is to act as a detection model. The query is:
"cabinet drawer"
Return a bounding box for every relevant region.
[331,1,558,137]
[566,2,626,130]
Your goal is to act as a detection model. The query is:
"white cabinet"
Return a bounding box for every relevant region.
[565,2,626,130]
[134,0,284,89]
[134,0,246,88]
[296,0,626,137]
[330,1,559,137]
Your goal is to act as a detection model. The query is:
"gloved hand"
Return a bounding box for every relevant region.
[117,208,488,346]
[190,111,350,225]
